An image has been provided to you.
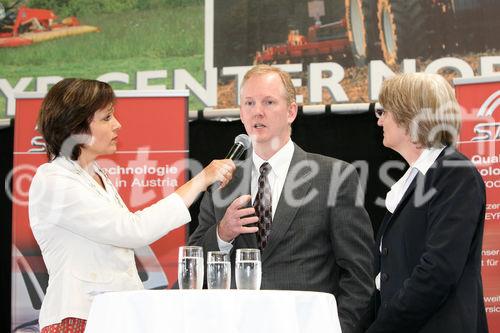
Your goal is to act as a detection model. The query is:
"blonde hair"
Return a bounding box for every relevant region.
[379,73,461,147]
[241,65,296,105]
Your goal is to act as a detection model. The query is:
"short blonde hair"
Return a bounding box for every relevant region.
[379,73,461,148]
[241,65,296,105]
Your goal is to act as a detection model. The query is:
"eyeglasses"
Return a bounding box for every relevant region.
[374,107,385,119]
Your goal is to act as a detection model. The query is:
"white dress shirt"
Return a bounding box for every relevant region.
[29,156,191,328]
[376,146,445,290]
[217,139,295,252]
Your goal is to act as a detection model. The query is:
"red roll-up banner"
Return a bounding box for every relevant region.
[10,90,189,331]
[455,76,500,331]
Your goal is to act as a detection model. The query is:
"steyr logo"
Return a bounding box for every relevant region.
[477,90,500,117]
[472,90,500,142]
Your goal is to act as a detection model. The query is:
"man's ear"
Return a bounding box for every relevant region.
[288,101,298,124]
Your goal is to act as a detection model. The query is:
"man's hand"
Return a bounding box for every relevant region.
[218,195,259,242]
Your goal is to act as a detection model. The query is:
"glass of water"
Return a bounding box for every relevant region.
[235,248,261,290]
[178,246,204,289]
[207,251,231,289]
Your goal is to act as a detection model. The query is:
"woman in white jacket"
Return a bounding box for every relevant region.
[29,78,236,333]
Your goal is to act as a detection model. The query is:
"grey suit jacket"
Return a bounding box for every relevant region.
[188,144,375,333]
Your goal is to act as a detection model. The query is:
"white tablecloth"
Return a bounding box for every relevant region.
[85,289,341,333]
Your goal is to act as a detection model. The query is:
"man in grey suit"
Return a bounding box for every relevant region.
[188,65,374,333]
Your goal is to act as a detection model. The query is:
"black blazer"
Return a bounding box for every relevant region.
[367,147,488,333]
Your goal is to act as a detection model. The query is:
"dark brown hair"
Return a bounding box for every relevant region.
[37,78,115,160]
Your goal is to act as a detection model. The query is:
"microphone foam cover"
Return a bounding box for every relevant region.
[234,134,251,149]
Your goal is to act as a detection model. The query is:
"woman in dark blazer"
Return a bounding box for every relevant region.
[367,73,488,333]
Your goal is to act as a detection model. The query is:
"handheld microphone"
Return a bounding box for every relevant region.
[225,134,251,160]
[209,134,250,192]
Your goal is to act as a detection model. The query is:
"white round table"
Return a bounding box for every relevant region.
[85,289,341,333]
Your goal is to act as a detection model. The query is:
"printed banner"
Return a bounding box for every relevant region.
[2,1,499,117]
[209,0,500,108]
[456,76,500,331]
[10,90,189,331]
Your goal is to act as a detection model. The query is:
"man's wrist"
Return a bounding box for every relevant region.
[216,223,234,252]
[217,223,232,243]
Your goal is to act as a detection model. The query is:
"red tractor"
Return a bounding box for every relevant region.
[248,0,500,66]
[0,0,97,48]
[255,19,351,64]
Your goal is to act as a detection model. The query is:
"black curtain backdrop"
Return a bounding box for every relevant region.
[1,112,405,330]
[1,121,14,333]
[188,112,405,236]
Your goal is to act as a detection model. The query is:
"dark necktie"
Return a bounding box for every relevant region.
[253,162,272,250]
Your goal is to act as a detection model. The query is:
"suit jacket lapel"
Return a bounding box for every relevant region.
[377,171,423,238]
[376,212,392,244]
[262,145,312,262]
[377,147,450,239]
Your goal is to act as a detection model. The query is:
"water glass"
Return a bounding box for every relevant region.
[235,248,262,290]
[207,251,231,289]
[178,246,204,289]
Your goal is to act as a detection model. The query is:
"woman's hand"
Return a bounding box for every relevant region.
[175,159,236,208]
[198,159,236,190]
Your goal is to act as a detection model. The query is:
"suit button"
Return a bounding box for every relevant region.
[381,273,389,282]
[383,303,388,309]
[381,248,388,256]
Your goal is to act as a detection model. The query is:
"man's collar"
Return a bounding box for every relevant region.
[252,139,294,177]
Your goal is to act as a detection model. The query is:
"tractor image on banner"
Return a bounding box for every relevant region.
[0,0,98,48]
[214,0,500,67]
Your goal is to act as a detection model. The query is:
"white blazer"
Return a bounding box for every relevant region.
[28,157,191,329]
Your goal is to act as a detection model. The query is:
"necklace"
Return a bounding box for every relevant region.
[62,157,126,209]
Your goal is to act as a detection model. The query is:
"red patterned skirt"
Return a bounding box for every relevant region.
[41,317,87,333]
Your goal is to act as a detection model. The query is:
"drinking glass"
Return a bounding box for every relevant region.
[207,251,231,289]
[235,248,261,290]
[178,246,204,289]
